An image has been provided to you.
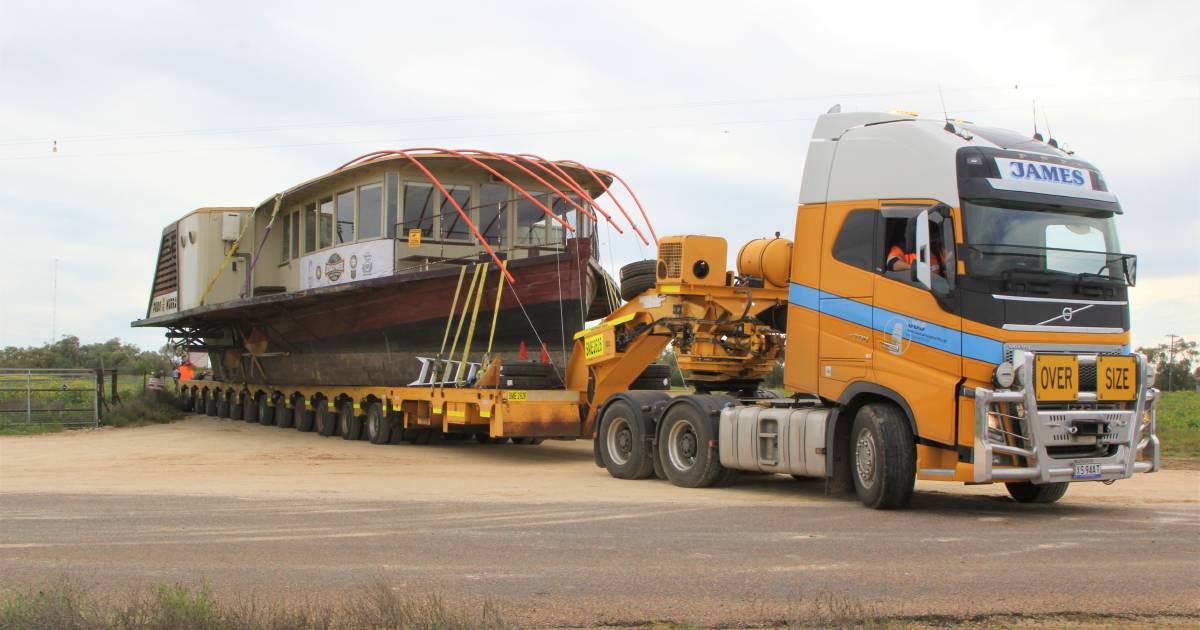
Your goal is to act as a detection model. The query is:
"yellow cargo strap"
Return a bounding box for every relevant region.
[485,259,508,357]
[438,266,469,358]
[438,263,483,387]
[458,263,489,382]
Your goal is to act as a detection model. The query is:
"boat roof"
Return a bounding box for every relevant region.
[252,151,616,215]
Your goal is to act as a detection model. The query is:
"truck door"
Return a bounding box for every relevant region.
[817,203,879,399]
[872,203,962,447]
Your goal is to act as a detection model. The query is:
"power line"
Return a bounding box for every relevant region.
[1,74,1194,148]
[2,94,1195,163]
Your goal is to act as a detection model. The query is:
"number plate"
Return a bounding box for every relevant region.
[1096,355,1137,401]
[1034,354,1079,401]
[1073,462,1103,480]
[506,390,527,402]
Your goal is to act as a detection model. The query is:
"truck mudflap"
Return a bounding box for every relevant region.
[971,352,1160,484]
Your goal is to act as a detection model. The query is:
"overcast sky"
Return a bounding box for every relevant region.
[1,0,1197,352]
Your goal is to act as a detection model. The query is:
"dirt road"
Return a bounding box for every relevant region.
[1,416,1198,626]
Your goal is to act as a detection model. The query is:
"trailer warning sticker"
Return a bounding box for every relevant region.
[584,334,606,360]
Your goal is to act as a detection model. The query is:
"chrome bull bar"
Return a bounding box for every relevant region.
[972,351,1160,484]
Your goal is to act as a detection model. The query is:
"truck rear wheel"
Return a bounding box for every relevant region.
[657,403,724,488]
[314,397,336,436]
[598,400,654,479]
[1006,481,1069,504]
[366,402,390,444]
[338,401,361,440]
[850,403,915,509]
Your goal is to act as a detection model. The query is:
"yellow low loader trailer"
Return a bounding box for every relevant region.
[178,111,1161,510]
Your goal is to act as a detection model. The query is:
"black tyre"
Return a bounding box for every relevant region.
[257,394,275,426]
[500,361,555,378]
[597,400,655,479]
[338,401,362,440]
[294,395,315,432]
[850,403,916,509]
[365,402,390,445]
[619,259,658,282]
[619,259,658,301]
[512,437,541,445]
[1006,481,1069,504]
[631,364,672,390]
[387,411,407,444]
[241,394,257,422]
[657,403,725,488]
[219,393,232,418]
[204,392,217,416]
[501,376,560,389]
[274,396,294,428]
[314,397,337,436]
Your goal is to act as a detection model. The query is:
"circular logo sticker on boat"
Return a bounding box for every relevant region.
[325,253,345,282]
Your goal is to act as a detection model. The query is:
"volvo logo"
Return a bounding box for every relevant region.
[1062,307,1074,322]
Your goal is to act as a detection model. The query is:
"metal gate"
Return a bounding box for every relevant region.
[0,368,99,429]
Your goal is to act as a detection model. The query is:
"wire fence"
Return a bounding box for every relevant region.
[0,368,173,428]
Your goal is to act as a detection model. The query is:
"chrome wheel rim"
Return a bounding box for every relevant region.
[606,417,633,466]
[667,420,698,472]
[855,427,877,489]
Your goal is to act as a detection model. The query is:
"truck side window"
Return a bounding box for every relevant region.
[832,209,878,271]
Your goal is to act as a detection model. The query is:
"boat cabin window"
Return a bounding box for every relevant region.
[403,182,435,238]
[318,197,334,249]
[479,184,508,245]
[548,194,581,246]
[280,212,291,263]
[439,184,473,242]
[303,202,317,254]
[289,210,300,260]
[385,172,399,239]
[335,190,355,244]
[515,192,549,246]
[358,183,383,241]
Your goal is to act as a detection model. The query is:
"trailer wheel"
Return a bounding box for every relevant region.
[294,395,314,432]
[257,394,275,426]
[387,411,406,444]
[221,392,234,419]
[512,437,541,445]
[204,392,216,416]
[850,403,916,509]
[1005,481,1069,504]
[274,396,294,428]
[314,397,336,436]
[657,403,724,488]
[338,401,361,440]
[366,402,390,444]
[598,400,655,479]
[241,393,257,423]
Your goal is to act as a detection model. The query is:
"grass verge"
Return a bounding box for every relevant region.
[0,578,508,630]
[0,390,184,435]
[1157,390,1200,459]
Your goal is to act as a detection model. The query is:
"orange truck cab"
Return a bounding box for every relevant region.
[782,111,1159,505]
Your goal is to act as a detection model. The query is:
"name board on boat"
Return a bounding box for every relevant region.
[301,239,395,290]
[150,291,178,316]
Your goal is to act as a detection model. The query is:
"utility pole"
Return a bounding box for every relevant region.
[1166,333,1179,391]
[51,258,58,344]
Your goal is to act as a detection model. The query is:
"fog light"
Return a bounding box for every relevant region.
[993,362,1015,388]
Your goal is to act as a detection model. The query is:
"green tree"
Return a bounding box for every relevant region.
[0,336,175,374]
[1136,335,1199,391]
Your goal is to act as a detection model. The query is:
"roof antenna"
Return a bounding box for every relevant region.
[1032,99,1043,142]
[939,84,953,131]
[1042,105,1058,148]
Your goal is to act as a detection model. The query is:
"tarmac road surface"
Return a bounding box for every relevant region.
[1,416,1198,626]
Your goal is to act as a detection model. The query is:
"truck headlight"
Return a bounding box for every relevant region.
[993,362,1015,389]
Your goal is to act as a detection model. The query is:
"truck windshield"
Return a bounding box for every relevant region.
[960,201,1135,285]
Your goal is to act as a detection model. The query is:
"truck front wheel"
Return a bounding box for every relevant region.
[850,403,916,509]
[1006,481,1069,504]
[598,400,654,479]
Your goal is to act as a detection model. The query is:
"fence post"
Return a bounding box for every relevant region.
[25,370,32,424]
[93,370,100,426]
[112,368,120,405]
